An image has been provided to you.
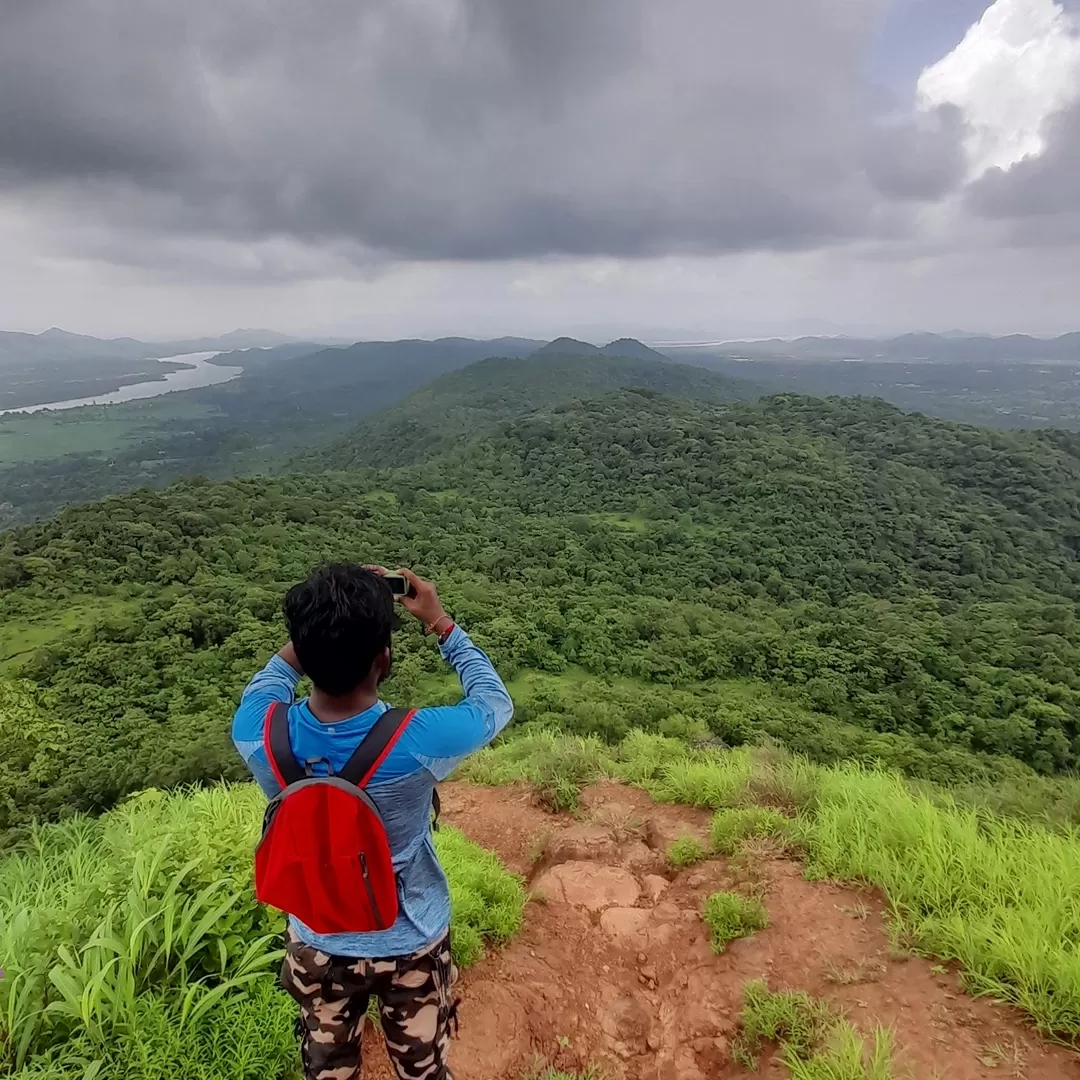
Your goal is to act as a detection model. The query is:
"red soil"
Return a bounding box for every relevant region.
[358,780,1079,1080]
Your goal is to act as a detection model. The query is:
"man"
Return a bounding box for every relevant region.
[232,562,513,1080]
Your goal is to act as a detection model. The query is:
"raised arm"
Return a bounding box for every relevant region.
[231,644,303,796]
[374,566,514,779]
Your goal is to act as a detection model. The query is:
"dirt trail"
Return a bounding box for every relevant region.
[360,781,1079,1080]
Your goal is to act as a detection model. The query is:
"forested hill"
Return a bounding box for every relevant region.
[421,390,1080,600]
[304,350,760,471]
[5,387,1080,834]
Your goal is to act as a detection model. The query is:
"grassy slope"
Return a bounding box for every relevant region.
[0,783,525,1080]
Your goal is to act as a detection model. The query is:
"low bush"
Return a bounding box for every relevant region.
[732,979,834,1066]
[733,979,900,1079]
[462,731,610,811]
[702,891,769,952]
[667,834,707,868]
[710,806,792,855]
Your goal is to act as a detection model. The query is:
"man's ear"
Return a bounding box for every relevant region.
[375,645,392,685]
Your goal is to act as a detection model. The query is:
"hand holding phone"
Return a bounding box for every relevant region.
[381,572,416,598]
[364,564,447,629]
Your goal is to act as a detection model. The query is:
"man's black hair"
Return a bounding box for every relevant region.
[284,564,396,696]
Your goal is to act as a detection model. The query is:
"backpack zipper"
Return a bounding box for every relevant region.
[358,852,385,928]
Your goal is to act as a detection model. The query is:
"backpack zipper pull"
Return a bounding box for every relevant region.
[358,851,386,928]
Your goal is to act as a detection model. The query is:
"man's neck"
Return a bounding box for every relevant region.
[308,684,380,724]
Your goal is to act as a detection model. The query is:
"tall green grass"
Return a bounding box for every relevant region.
[710,806,792,855]
[467,729,1080,1039]
[802,767,1080,1036]
[734,979,901,1079]
[0,783,525,1080]
[437,825,526,966]
[702,891,769,952]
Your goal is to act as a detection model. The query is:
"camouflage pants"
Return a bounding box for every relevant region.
[280,927,459,1080]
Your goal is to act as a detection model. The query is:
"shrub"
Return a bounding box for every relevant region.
[745,744,821,813]
[609,730,692,785]
[701,891,769,952]
[786,1024,897,1080]
[732,979,834,1066]
[650,750,753,808]
[667,834,706,868]
[459,731,612,811]
[710,806,792,855]
[733,979,899,1079]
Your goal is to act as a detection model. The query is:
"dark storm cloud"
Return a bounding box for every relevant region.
[968,100,1080,219]
[0,0,964,265]
[864,104,969,200]
[961,96,1080,248]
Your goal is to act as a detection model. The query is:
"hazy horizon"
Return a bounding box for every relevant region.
[6,322,1080,347]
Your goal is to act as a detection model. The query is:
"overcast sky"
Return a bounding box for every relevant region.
[1,0,1079,341]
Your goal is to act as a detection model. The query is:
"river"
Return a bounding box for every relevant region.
[2,351,245,415]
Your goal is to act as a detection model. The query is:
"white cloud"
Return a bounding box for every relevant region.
[917,0,1080,177]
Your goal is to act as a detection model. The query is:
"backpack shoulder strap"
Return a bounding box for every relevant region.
[339,707,418,788]
[263,701,304,788]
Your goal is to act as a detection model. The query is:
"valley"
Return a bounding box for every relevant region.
[682,332,1080,430]
[3,333,1080,1079]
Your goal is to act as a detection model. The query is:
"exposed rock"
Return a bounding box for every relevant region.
[645,815,707,853]
[455,981,535,1075]
[643,874,670,903]
[533,862,641,910]
[601,907,650,939]
[547,824,620,865]
[671,1046,709,1080]
[599,990,652,1058]
[621,838,663,871]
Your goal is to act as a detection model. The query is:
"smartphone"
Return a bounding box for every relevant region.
[382,573,415,598]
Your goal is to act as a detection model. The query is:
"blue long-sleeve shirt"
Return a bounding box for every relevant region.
[232,625,513,958]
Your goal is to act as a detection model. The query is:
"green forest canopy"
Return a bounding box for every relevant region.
[4,369,1080,833]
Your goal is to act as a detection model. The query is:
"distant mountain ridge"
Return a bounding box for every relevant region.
[530,336,672,363]
[703,331,1080,364]
[302,345,760,472]
[0,327,328,368]
[532,336,602,357]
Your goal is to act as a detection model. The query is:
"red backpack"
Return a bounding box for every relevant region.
[254,701,417,935]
